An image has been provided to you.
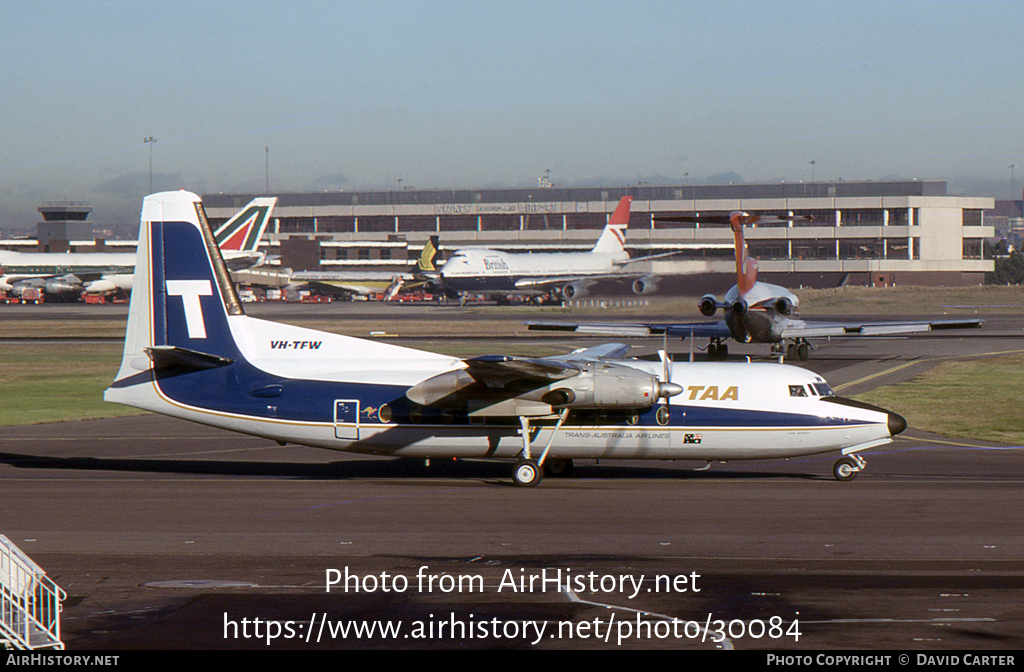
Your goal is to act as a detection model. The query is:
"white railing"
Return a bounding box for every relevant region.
[0,536,64,650]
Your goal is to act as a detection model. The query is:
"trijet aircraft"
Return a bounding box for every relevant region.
[529,211,982,360]
[105,191,907,484]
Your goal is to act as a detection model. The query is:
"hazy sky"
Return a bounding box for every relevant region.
[2,0,1023,229]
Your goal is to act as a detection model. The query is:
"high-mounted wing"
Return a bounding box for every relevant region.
[406,344,678,416]
[462,354,582,389]
[550,343,633,360]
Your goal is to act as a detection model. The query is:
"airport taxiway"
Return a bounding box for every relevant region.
[0,304,1021,649]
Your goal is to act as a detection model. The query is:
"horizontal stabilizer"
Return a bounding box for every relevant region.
[145,346,234,371]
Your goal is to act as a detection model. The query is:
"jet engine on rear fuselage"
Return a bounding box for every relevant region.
[698,294,719,317]
[774,295,795,316]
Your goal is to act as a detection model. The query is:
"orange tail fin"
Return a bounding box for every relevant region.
[729,212,759,295]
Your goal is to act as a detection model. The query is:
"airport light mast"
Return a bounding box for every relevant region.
[144,136,157,193]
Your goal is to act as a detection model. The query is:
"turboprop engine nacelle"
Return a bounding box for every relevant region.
[533,365,682,409]
[698,294,719,317]
[406,363,683,413]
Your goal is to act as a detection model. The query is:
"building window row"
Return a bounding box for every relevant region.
[265,208,923,235]
[750,238,923,261]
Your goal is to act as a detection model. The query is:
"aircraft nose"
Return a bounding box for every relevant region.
[888,411,907,436]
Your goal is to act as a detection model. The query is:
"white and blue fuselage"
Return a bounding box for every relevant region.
[105,192,903,481]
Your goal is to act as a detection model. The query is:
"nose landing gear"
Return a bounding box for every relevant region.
[833,454,866,482]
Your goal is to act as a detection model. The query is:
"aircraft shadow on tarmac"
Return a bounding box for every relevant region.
[0,452,820,482]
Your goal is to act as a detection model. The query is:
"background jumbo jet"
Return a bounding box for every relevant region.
[288,236,440,300]
[105,190,906,484]
[0,197,276,298]
[530,211,983,360]
[438,196,695,302]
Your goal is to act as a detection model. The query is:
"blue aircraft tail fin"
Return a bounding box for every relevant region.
[109,191,243,392]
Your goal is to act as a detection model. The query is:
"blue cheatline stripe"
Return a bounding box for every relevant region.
[152,357,871,430]
[144,218,875,431]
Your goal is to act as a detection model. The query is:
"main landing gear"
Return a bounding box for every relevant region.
[513,411,570,487]
[707,338,729,361]
[833,454,866,482]
[513,459,543,487]
[784,338,811,361]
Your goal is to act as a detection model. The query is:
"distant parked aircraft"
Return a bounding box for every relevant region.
[529,210,983,360]
[438,197,713,301]
[0,197,276,298]
[287,236,441,300]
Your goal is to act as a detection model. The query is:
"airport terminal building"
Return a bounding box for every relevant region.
[205,180,993,291]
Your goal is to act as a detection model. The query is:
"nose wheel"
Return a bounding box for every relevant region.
[833,454,866,482]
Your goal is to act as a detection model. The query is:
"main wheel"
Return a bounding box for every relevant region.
[513,459,543,487]
[544,458,574,478]
[797,343,810,361]
[833,456,858,482]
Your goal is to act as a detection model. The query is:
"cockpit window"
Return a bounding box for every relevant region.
[789,385,808,397]
[812,383,834,397]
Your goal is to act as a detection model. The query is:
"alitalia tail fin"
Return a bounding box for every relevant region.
[214,197,277,252]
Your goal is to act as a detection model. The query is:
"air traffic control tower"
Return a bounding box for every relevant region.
[36,202,93,252]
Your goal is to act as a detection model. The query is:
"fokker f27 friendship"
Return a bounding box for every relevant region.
[106,191,906,484]
[530,211,983,360]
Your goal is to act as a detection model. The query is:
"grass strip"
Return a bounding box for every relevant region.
[855,354,1024,444]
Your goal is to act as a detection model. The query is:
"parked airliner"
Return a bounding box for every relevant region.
[105,191,906,484]
[0,197,275,298]
[530,211,982,360]
[289,236,440,300]
[438,197,710,301]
